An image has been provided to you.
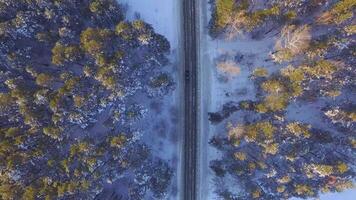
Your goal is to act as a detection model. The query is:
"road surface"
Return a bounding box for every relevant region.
[183,0,198,199]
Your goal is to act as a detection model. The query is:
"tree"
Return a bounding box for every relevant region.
[89,0,110,13]
[36,73,53,87]
[52,42,66,65]
[80,28,112,57]
[294,184,314,196]
[51,43,82,66]
[211,0,283,38]
[0,93,13,111]
[286,122,311,138]
[150,74,171,88]
[95,66,117,90]
[22,186,36,200]
[213,0,236,31]
[252,67,268,78]
[110,134,127,148]
[304,60,338,79]
[262,79,286,94]
[318,0,356,24]
[0,0,173,199]
[115,21,133,40]
[274,25,311,62]
[43,126,61,140]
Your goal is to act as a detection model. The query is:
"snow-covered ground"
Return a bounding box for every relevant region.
[292,188,356,200]
[121,0,180,48]
[120,0,356,199]
[118,0,182,199]
[198,0,278,198]
[198,0,356,199]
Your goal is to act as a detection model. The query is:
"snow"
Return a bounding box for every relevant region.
[198,0,356,199]
[120,0,180,49]
[118,0,356,199]
[318,190,356,200]
[291,188,356,200]
[198,0,278,198]
[118,0,182,199]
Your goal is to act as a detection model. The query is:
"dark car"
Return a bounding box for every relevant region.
[185,70,190,80]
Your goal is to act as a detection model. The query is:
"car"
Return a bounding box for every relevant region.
[185,70,190,80]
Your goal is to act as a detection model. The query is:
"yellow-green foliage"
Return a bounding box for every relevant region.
[245,121,275,142]
[267,94,289,111]
[277,176,291,184]
[248,5,280,29]
[95,66,117,90]
[252,67,268,78]
[70,141,90,158]
[89,0,109,13]
[228,121,276,144]
[251,188,261,198]
[277,185,286,193]
[335,180,354,192]
[80,28,112,57]
[0,93,13,109]
[43,126,61,140]
[348,112,356,121]
[132,20,147,31]
[36,73,53,86]
[116,21,134,40]
[318,0,356,24]
[227,123,245,146]
[51,42,66,65]
[257,94,289,113]
[284,10,297,20]
[110,135,127,148]
[213,0,280,33]
[22,186,36,200]
[313,164,334,176]
[304,60,337,79]
[281,66,305,83]
[345,25,356,35]
[332,0,356,24]
[51,43,81,65]
[263,143,279,155]
[215,0,236,29]
[262,79,286,94]
[258,78,294,112]
[295,184,314,196]
[280,66,307,97]
[337,162,349,173]
[286,122,311,138]
[272,49,294,63]
[306,39,330,59]
[234,151,247,160]
[58,77,80,95]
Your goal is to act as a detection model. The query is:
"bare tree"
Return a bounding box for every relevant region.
[272,25,311,63]
[275,25,311,55]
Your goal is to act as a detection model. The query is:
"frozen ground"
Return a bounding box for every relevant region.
[118,0,182,199]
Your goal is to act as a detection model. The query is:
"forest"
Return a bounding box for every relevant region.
[0,0,174,199]
[209,0,355,199]
[0,0,355,199]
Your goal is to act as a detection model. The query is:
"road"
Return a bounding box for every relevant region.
[183,0,198,199]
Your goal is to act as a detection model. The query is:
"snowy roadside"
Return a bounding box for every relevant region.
[198,0,278,199]
[292,187,356,200]
[198,0,356,199]
[118,0,183,199]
